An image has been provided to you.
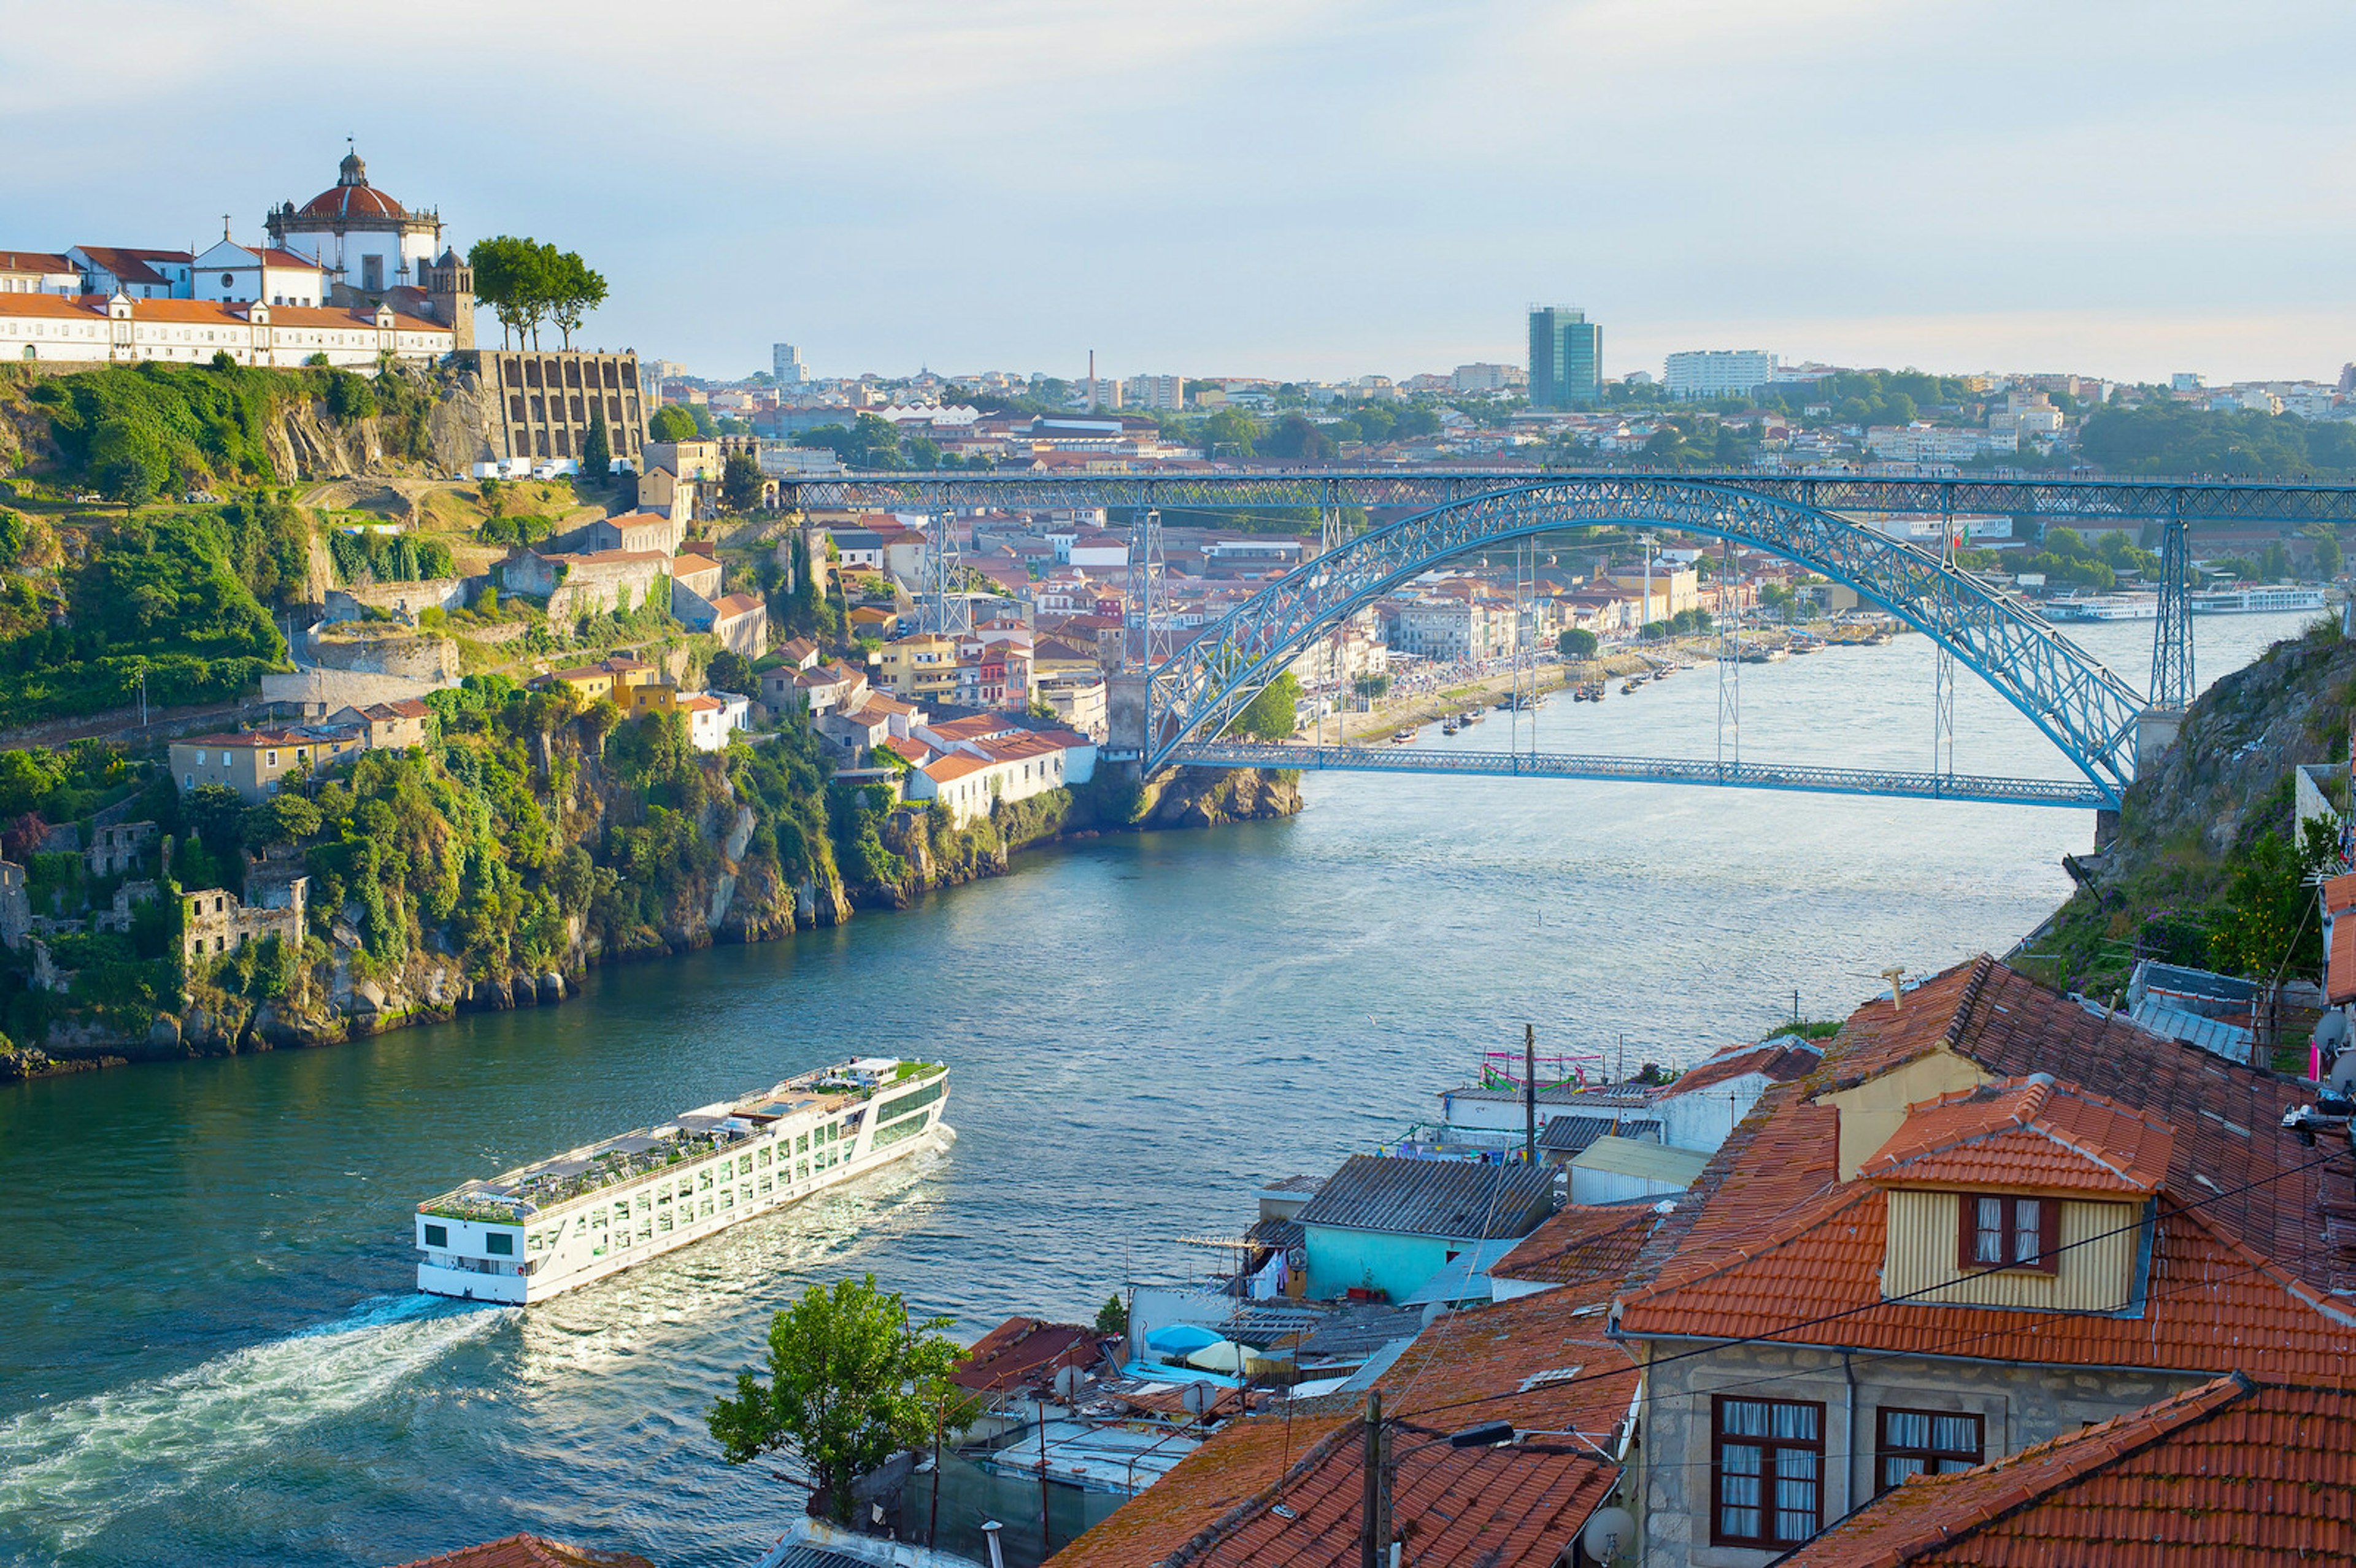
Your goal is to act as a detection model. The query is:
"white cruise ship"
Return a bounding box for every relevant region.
[2043,591,2160,622]
[415,1058,952,1304]
[2190,585,2327,615]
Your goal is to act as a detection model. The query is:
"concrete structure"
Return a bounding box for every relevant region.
[1036,669,1109,739]
[180,878,307,966]
[876,633,962,704]
[1390,596,1515,663]
[580,512,685,556]
[1665,349,1777,401]
[502,548,670,623]
[772,342,804,384]
[85,821,160,877]
[680,591,768,659]
[466,350,647,467]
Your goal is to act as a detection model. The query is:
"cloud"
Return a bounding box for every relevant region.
[4,0,2352,381]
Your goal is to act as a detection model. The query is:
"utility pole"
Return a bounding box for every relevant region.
[1360,1391,1384,1568]
[1524,1023,1538,1166]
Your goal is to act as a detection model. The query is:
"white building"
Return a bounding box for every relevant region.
[1389,596,1515,663]
[191,237,328,308]
[1,252,79,296]
[69,247,194,300]
[1663,349,1776,401]
[774,342,805,383]
[0,293,455,368]
[681,691,752,751]
[265,149,444,299]
[1864,425,2017,463]
[903,728,1091,826]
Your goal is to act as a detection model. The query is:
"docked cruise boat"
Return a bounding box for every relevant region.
[2190,584,2327,615]
[415,1058,952,1304]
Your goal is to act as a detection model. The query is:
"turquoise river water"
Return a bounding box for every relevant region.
[0,612,2312,1567]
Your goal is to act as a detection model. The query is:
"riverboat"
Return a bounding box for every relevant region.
[1392,727,1416,743]
[2044,591,2159,622]
[414,1058,952,1305]
[2190,585,2327,615]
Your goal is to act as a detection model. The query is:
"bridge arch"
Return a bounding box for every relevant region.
[1143,477,2151,801]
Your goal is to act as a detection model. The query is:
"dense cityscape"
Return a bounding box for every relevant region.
[6,10,2356,1568]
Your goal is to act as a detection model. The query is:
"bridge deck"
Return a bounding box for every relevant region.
[1168,740,2114,809]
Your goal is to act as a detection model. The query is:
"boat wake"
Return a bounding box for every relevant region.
[0,1293,512,1553]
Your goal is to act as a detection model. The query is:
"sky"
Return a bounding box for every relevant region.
[6,0,2353,386]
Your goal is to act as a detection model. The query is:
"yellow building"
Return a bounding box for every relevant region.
[539,654,661,705]
[875,633,960,702]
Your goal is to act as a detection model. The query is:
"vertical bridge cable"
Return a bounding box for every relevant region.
[1717,531,1740,774]
[1934,494,1957,781]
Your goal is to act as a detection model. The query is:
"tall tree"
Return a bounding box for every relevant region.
[581,405,612,475]
[721,450,764,513]
[548,248,607,350]
[707,1274,964,1522]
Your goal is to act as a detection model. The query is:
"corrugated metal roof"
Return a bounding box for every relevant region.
[1396,1236,1526,1305]
[1568,1136,1712,1185]
[1537,1113,1662,1152]
[1294,1155,1555,1240]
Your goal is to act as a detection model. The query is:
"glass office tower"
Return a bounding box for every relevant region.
[1527,306,1601,408]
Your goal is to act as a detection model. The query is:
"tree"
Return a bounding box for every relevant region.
[244,792,323,847]
[2313,528,2344,581]
[546,249,607,350]
[1094,1293,1130,1338]
[468,236,552,350]
[1229,670,1301,740]
[580,406,612,476]
[649,404,699,442]
[707,1274,964,1522]
[1262,413,1330,461]
[1557,627,1598,659]
[722,450,764,513]
[2210,821,2337,978]
[182,783,250,853]
[707,648,755,694]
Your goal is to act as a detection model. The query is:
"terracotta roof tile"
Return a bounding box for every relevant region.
[1779,1374,2356,1567]
[950,1316,1105,1396]
[1663,1038,1821,1097]
[388,1534,654,1568]
[1489,1204,1661,1289]
[1860,1078,2176,1196]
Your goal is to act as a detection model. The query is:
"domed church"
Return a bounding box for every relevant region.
[265,145,444,301]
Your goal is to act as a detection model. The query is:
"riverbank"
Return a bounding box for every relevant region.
[1319,636,1720,744]
[0,752,1300,1082]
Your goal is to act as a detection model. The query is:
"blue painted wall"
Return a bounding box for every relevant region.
[1304,1224,1465,1303]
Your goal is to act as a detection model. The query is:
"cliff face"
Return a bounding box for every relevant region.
[2033,618,2356,995]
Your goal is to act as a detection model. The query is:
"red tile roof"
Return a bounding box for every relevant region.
[0,294,99,321]
[1663,1038,1820,1097]
[1777,1374,2356,1567]
[387,1534,653,1568]
[1488,1203,1661,1290]
[0,252,72,274]
[1859,1078,2176,1196]
[2332,911,2356,1007]
[950,1316,1105,1396]
[2322,871,2356,913]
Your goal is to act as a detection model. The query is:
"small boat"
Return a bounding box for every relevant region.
[1458,709,1482,726]
[1620,680,1641,695]
[1392,728,1416,744]
[1442,721,1459,736]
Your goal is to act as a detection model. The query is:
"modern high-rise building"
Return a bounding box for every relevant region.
[1663,349,1777,401]
[772,342,805,383]
[1527,306,1601,408]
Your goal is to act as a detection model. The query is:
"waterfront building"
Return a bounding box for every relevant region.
[1528,304,1601,409]
[1292,1155,1556,1303]
[1664,348,1776,401]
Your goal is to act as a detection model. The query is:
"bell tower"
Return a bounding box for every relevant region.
[426,247,475,350]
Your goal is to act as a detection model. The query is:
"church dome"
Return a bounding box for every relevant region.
[293,150,408,221]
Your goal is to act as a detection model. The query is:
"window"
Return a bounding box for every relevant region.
[1711,1397,1823,1548]
[485,1232,515,1256]
[1877,1408,1983,1493]
[1957,1194,2058,1273]
[423,1224,448,1248]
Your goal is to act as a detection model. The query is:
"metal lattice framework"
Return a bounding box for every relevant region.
[1176,740,2113,809]
[783,468,2356,526]
[1143,477,2151,805]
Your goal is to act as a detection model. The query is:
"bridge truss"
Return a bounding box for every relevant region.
[782,469,2356,810]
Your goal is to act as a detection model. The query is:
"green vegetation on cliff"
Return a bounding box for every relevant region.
[2025,620,2356,1003]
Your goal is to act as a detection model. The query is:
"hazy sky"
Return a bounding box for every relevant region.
[7,1,2351,385]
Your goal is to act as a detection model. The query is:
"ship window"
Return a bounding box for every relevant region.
[658,1212,672,1232]
[485,1233,514,1256]
[424,1224,447,1247]
[760,1177,772,1194]
[699,1170,713,1190]
[720,1189,734,1209]
[591,1212,606,1228]
[758,1147,771,1167]
[637,1195,650,1213]
[699,1198,714,1217]
[797,1133,809,1153]
[798,1161,809,1180]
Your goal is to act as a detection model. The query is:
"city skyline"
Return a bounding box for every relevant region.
[4,0,2352,383]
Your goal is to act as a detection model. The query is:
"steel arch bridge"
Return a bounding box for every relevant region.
[1138,477,2154,805]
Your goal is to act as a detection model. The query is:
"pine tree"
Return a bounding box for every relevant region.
[581,406,612,477]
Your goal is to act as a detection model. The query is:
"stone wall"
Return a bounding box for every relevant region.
[262,666,451,719]
[324,577,473,622]
[306,625,459,682]
[182,879,308,968]
[1633,1339,2210,1568]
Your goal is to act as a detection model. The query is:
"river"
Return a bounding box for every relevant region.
[0,611,2312,1568]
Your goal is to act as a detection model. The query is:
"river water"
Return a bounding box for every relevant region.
[0,612,2311,1568]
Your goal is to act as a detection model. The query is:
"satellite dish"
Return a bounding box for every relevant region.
[1053,1365,1085,1401]
[2317,1009,2350,1065]
[1180,1381,1217,1416]
[1581,1506,1637,1563]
